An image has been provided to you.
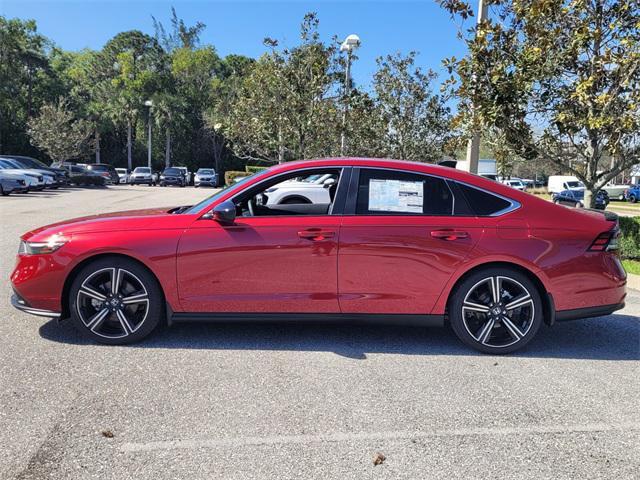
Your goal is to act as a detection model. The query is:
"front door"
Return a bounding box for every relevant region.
[176,168,346,313]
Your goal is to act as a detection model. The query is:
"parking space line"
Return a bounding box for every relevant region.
[120,422,640,453]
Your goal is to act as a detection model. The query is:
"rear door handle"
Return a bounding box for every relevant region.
[430,229,469,240]
[298,228,335,241]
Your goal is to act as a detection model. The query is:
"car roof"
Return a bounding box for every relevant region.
[264,157,522,194]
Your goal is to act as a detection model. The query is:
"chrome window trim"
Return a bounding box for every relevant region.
[453,179,521,217]
[352,166,456,216]
[228,165,350,218]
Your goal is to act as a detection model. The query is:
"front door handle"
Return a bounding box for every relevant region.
[430,229,469,240]
[298,228,335,241]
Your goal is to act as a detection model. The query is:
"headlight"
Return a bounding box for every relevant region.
[19,235,68,255]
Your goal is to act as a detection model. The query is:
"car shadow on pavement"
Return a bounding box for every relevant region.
[38,314,639,361]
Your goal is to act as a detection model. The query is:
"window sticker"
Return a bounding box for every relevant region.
[368,179,423,213]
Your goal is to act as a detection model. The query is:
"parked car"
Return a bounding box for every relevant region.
[174,166,192,185]
[10,158,626,354]
[0,160,46,190]
[261,172,335,205]
[115,168,130,184]
[86,163,119,184]
[0,171,28,195]
[129,167,156,186]
[547,175,584,194]
[601,183,629,201]
[194,168,218,187]
[0,158,56,188]
[159,167,187,187]
[552,188,609,209]
[57,164,106,186]
[501,178,527,191]
[624,184,640,203]
[1,155,69,186]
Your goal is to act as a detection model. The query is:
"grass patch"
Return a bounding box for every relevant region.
[622,259,640,276]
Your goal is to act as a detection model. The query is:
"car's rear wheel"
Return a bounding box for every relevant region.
[69,257,163,344]
[630,194,637,203]
[448,268,543,354]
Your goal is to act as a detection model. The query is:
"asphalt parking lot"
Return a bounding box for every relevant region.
[1,185,638,479]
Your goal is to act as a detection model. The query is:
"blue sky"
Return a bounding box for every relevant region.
[2,0,468,89]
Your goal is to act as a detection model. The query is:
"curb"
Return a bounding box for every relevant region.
[627,273,640,291]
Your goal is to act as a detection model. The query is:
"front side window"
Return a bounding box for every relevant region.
[355,169,453,216]
[233,168,343,217]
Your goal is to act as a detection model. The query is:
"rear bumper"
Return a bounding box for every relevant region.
[11,292,61,318]
[556,302,625,321]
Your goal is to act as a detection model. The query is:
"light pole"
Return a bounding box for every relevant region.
[144,100,153,170]
[465,0,488,174]
[340,34,360,156]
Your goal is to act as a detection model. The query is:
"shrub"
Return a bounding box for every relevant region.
[245,165,268,174]
[224,170,247,185]
[618,216,640,260]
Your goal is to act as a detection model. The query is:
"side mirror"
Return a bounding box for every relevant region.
[211,200,236,224]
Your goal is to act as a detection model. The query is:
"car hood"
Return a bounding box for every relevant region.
[22,207,195,240]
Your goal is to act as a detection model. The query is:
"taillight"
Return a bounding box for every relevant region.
[588,227,620,252]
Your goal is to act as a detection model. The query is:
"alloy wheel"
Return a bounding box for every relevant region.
[76,267,149,339]
[461,276,535,348]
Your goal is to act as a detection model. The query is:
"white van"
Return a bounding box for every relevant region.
[547,175,584,193]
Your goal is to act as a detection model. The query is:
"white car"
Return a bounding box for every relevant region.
[129,167,156,186]
[602,183,629,201]
[115,168,130,184]
[0,160,46,190]
[194,168,218,187]
[262,173,337,206]
[501,178,527,191]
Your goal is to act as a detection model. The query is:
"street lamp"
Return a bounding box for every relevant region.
[340,34,360,156]
[465,0,488,174]
[144,100,153,169]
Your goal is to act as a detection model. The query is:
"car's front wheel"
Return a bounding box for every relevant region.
[629,194,637,203]
[69,257,163,344]
[448,268,543,354]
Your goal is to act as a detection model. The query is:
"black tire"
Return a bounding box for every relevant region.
[1,186,8,196]
[448,267,543,354]
[575,201,582,208]
[630,194,637,203]
[68,257,164,345]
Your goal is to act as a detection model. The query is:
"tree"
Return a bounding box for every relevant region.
[0,17,54,155]
[152,7,206,51]
[27,98,93,162]
[372,52,454,162]
[223,13,341,163]
[439,0,640,207]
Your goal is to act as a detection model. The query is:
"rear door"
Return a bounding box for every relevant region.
[337,168,483,315]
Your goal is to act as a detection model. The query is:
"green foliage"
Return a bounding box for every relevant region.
[439,0,640,208]
[622,259,640,275]
[245,165,268,174]
[4,10,454,171]
[225,170,248,185]
[618,216,640,260]
[27,98,93,162]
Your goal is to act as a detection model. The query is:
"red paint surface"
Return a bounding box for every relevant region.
[10,158,626,317]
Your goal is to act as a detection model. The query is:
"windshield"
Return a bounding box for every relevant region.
[184,171,266,214]
[566,181,584,189]
[197,169,214,175]
[89,165,108,171]
[134,167,150,173]
[163,168,181,175]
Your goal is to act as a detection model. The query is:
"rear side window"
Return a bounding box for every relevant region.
[356,169,453,216]
[456,183,513,216]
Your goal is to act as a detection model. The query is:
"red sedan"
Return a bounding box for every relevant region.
[10,159,627,353]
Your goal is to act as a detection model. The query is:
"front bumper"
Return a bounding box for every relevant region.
[130,177,153,184]
[11,292,61,318]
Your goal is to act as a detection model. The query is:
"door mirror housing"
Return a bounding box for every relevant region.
[323,177,337,189]
[210,200,236,224]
